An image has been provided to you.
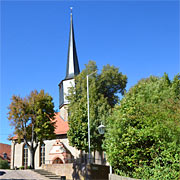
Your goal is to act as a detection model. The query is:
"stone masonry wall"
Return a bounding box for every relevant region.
[42,164,75,180]
[42,163,109,180]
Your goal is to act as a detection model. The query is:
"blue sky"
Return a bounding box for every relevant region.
[1,1,179,145]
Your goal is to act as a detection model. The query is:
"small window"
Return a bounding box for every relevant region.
[40,144,45,165]
[3,153,7,159]
[23,144,28,167]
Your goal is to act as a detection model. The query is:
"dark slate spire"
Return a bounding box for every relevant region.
[65,8,80,80]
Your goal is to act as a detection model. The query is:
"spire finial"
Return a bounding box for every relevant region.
[70,7,73,14]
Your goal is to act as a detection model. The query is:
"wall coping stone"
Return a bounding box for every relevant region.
[109,174,141,180]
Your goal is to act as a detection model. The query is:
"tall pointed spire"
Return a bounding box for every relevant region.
[65,7,80,80]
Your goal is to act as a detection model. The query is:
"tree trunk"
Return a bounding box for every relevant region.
[24,135,38,169]
[30,148,35,169]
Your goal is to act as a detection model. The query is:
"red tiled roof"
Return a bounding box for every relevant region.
[11,112,69,140]
[0,143,11,162]
[54,112,69,135]
[11,135,18,140]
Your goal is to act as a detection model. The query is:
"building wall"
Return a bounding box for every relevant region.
[59,79,75,109]
[11,137,80,169]
[60,105,68,121]
[11,142,14,169]
[44,138,80,165]
[13,142,23,168]
[63,79,75,105]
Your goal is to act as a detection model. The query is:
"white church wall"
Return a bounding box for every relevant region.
[60,105,68,121]
[63,79,75,104]
[61,138,80,158]
[34,144,40,169]
[59,79,75,110]
[10,141,14,169]
[44,139,56,164]
[14,142,23,168]
[11,138,107,170]
[43,138,80,164]
[11,137,81,169]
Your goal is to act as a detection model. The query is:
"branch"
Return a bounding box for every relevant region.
[34,133,39,150]
[23,135,30,148]
[31,120,34,146]
[34,141,39,151]
[23,120,30,148]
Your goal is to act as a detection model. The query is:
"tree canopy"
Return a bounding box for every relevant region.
[8,90,56,169]
[104,73,180,179]
[67,60,127,152]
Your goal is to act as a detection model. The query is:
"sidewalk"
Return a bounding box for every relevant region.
[0,169,50,180]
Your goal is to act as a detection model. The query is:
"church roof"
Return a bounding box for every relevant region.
[0,143,11,162]
[54,112,69,135]
[65,10,80,80]
[11,112,69,140]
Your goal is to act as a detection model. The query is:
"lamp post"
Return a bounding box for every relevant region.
[97,123,112,174]
[87,71,97,163]
[87,71,112,174]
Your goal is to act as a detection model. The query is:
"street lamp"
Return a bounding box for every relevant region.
[97,123,105,135]
[87,70,97,163]
[97,123,112,174]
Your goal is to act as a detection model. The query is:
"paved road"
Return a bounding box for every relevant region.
[0,169,49,180]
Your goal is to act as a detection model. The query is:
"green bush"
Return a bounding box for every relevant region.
[104,74,180,179]
[0,159,10,169]
[19,166,24,170]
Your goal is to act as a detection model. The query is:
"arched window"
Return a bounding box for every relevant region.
[23,144,28,167]
[3,153,7,159]
[40,144,45,166]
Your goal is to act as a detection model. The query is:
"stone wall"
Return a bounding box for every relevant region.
[109,174,140,180]
[42,163,109,180]
[87,164,109,180]
[42,164,74,179]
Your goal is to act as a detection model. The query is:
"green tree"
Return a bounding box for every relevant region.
[67,60,127,152]
[104,73,180,179]
[8,90,55,169]
[0,159,10,169]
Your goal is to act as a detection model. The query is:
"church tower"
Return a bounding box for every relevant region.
[59,9,80,121]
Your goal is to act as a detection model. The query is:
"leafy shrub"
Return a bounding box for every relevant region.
[0,159,10,169]
[19,166,24,170]
[104,74,180,179]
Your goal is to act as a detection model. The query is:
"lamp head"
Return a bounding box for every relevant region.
[97,124,105,134]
